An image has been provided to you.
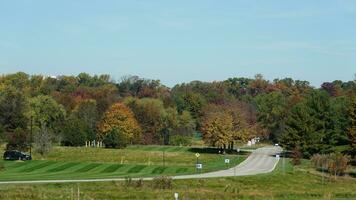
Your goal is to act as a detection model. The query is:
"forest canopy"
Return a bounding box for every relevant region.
[0,72,355,158]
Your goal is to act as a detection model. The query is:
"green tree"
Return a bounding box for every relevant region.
[0,86,28,132]
[71,99,98,139]
[103,128,129,148]
[280,91,333,157]
[27,95,66,138]
[62,117,90,146]
[254,91,287,141]
[348,96,356,157]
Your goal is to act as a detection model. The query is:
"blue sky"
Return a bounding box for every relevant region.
[0,0,355,87]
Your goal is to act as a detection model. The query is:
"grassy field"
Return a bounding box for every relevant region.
[0,158,355,200]
[0,145,248,181]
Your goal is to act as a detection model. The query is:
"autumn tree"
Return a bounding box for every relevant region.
[125,97,166,144]
[201,109,234,150]
[98,102,141,148]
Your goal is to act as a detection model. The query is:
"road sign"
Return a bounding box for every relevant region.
[237,148,240,153]
[196,163,202,169]
[225,159,230,164]
[276,154,280,159]
[195,153,200,158]
[174,193,179,200]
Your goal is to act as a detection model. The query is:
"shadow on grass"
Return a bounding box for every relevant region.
[47,162,80,173]
[151,166,167,174]
[349,171,356,178]
[101,164,124,173]
[127,165,146,173]
[20,161,56,173]
[75,163,101,173]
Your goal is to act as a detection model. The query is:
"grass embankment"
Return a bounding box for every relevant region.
[0,145,248,181]
[0,158,355,200]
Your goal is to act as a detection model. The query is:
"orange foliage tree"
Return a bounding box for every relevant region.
[98,103,141,145]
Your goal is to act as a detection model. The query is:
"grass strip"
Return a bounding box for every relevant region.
[75,163,101,173]
[20,161,56,173]
[127,165,146,173]
[46,162,80,173]
[100,164,124,173]
[175,168,188,173]
[151,166,167,174]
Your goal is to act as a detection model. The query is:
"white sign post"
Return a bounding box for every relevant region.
[174,192,179,200]
[195,153,201,173]
[225,159,230,164]
[196,163,202,169]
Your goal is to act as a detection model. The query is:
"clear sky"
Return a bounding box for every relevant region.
[0,0,355,87]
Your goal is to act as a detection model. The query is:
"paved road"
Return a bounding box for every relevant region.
[0,146,282,185]
[175,146,282,179]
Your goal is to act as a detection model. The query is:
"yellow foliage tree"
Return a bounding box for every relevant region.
[98,103,141,144]
[201,111,234,149]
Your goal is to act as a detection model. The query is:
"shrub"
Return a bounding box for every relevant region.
[311,153,350,176]
[311,154,329,170]
[62,118,89,146]
[327,153,349,176]
[123,177,144,188]
[103,128,129,148]
[151,176,173,189]
[169,135,192,146]
[123,177,133,187]
[291,146,302,166]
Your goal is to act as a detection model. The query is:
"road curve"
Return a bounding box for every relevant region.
[0,146,282,185]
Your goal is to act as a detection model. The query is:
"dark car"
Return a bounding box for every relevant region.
[3,150,32,161]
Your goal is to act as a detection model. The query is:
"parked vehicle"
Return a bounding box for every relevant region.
[3,150,32,161]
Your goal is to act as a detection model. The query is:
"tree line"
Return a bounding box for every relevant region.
[0,72,355,160]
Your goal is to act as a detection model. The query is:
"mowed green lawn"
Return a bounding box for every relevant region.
[0,158,355,200]
[0,145,248,181]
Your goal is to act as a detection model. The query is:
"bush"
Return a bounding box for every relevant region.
[169,135,192,146]
[151,176,173,189]
[62,118,89,146]
[327,153,349,176]
[311,153,350,176]
[123,177,144,188]
[103,128,129,149]
[311,154,327,170]
[291,146,302,166]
